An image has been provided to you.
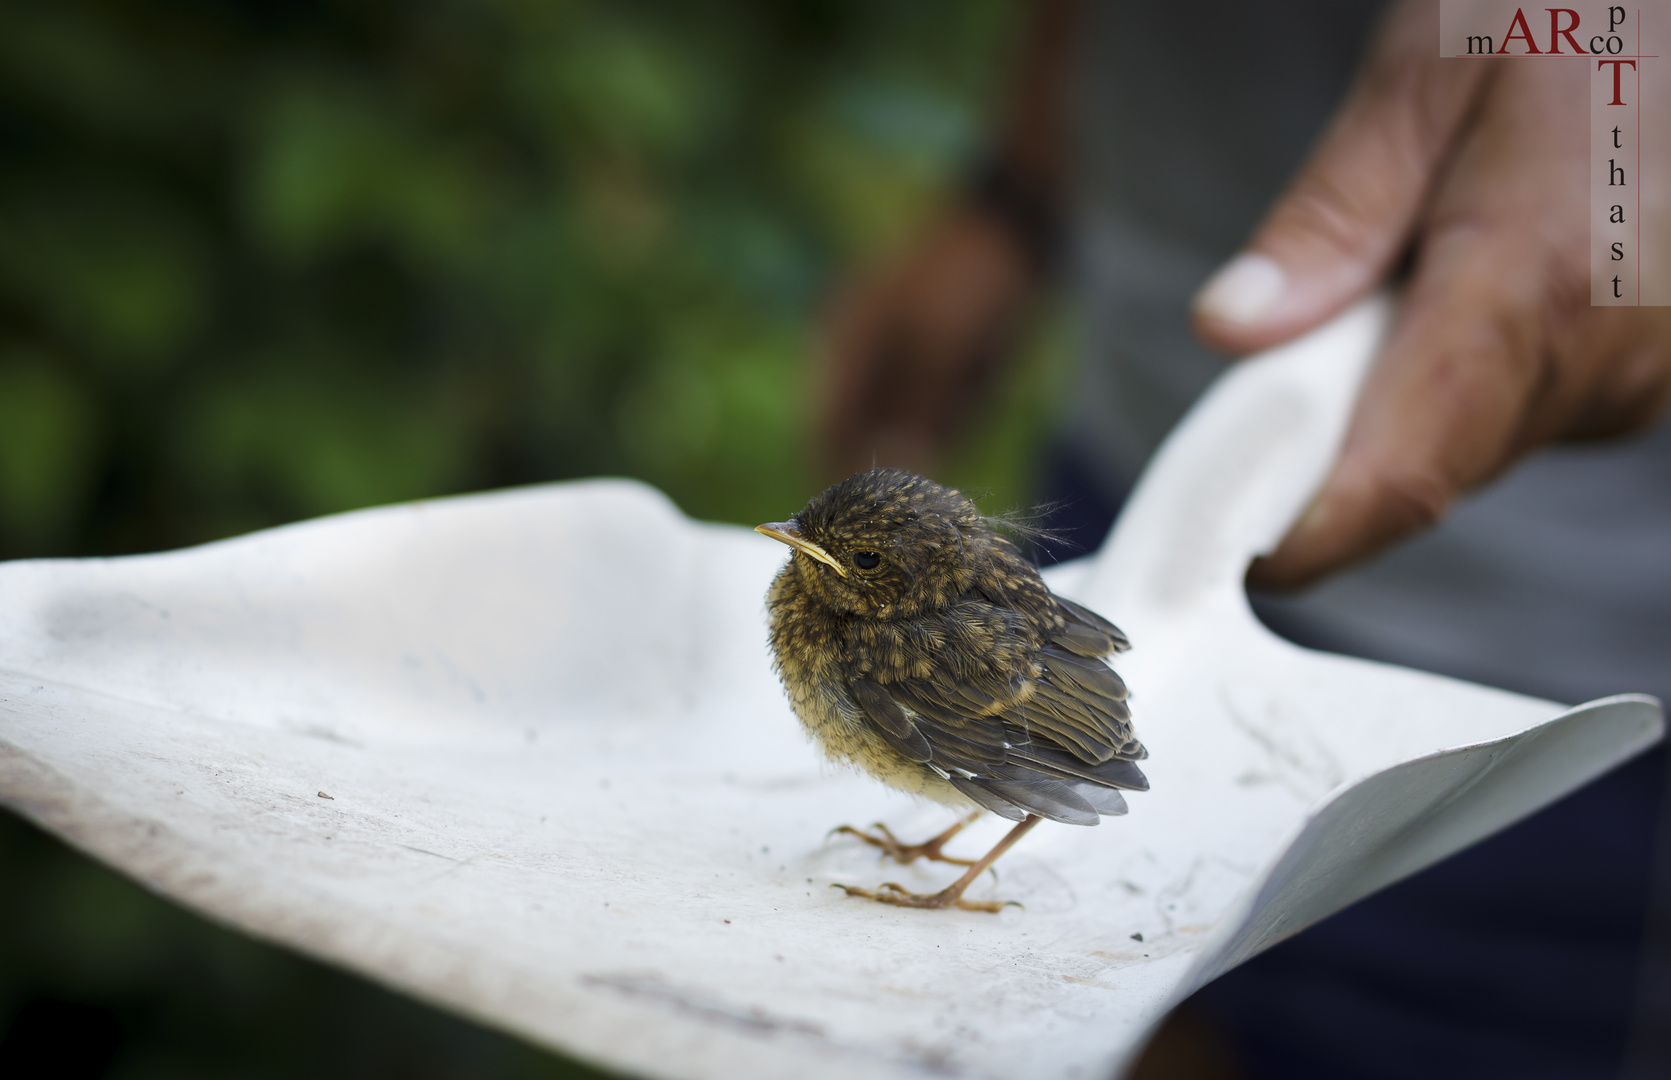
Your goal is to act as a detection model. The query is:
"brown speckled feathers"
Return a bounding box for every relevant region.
[762,468,1146,826]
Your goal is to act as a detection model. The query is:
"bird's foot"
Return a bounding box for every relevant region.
[833,881,1017,914]
[828,812,981,866]
[829,814,1041,915]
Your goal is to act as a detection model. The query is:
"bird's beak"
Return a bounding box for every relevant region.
[754,521,848,577]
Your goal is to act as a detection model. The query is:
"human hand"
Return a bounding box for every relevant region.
[814,204,1040,482]
[1192,0,1671,589]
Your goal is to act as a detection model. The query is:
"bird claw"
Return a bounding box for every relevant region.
[826,815,979,867]
[832,881,1015,914]
[825,813,1039,914]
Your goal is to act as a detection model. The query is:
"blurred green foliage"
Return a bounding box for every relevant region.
[0,0,1054,563]
[0,0,1068,1074]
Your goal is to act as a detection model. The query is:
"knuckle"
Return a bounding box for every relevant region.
[1273,173,1386,259]
[1480,301,1547,390]
[1573,335,1671,436]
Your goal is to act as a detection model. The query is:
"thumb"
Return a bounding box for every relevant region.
[1192,0,1491,354]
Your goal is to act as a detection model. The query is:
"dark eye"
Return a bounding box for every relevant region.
[852,551,882,571]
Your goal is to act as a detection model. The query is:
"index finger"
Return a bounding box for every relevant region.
[1250,58,1588,588]
[1193,0,1491,355]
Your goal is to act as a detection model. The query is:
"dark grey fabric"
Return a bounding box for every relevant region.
[1065,0,1385,489]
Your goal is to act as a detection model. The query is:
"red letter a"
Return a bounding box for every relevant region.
[1498,8,1543,52]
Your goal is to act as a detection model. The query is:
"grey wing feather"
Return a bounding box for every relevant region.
[848,592,1143,825]
[886,681,1010,770]
[1022,681,1128,762]
[1041,649,1129,702]
[850,676,913,739]
[850,677,933,763]
[1011,744,1149,791]
[1050,594,1130,657]
[982,775,1100,826]
[1071,783,1129,816]
[947,776,1028,822]
[1017,643,1142,765]
[946,774,1102,826]
[852,676,1144,824]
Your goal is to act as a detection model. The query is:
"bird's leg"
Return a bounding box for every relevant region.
[830,811,982,866]
[837,814,1042,913]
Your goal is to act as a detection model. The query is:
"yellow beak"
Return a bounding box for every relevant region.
[754,521,848,577]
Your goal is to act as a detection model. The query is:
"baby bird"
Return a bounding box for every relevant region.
[758,468,1146,912]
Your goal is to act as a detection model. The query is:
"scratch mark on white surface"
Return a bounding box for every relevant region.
[581,973,827,1038]
[396,842,458,862]
[1219,678,1343,800]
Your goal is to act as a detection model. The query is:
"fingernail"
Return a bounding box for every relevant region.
[1265,490,1330,564]
[1250,491,1332,590]
[1194,253,1287,326]
[1291,490,1331,538]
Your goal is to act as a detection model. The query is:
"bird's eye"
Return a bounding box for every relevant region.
[852,551,882,571]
